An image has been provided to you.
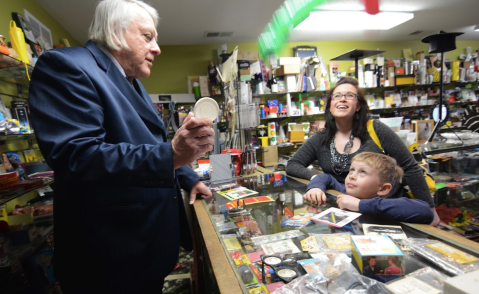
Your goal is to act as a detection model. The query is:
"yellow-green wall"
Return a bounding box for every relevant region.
[149,40,479,93]
[0,0,81,48]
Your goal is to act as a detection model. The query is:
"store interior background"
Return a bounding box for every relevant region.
[2,0,479,96]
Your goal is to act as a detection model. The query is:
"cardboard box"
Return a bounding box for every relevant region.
[387,67,396,86]
[396,75,415,85]
[239,69,250,76]
[288,131,305,143]
[262,146,278,167]
[351,235,404,275]
[284,75,297,92]
[276,65,301,77]
[278,57,300,65]
[198,76,210,97]
[237,51,259,61]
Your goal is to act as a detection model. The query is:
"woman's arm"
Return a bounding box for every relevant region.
[373,121,434,208]
[286,132,322,180]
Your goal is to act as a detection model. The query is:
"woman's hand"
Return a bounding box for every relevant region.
[303,188,326,205]
[431,207,440,226]
[336,194,360,211]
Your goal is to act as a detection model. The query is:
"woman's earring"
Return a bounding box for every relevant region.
[355,112,359,120]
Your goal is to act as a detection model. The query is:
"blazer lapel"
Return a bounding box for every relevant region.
[85,41,165,138]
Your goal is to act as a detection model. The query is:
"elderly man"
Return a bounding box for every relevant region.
[28,0,212,292]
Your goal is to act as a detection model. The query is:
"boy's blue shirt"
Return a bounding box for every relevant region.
[308,173,433,224]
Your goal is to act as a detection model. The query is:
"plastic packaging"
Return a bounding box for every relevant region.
[251,230,304,246]
[9,21,29,65]
[406,266,449,291]
[309,233,352,255]
[274,252,394,294]
[408,238,479,276]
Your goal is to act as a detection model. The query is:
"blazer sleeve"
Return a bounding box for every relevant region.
[358,197,433,224]
[176,166,200,193]
[28,49,176,188]
[373,120,435,207]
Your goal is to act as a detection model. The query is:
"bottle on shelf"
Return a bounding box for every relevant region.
[270,70,278,93]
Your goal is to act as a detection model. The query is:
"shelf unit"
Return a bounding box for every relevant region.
[0,54,45,205]
[254,81,478,123]
[0,53,34,97]
[0,180,53,206]
[0,53,54,292]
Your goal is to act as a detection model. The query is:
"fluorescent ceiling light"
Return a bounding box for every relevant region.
[295,11,414,31]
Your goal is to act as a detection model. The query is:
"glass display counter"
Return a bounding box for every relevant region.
[190,172,479,294]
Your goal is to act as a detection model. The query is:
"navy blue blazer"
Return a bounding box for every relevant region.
[28,41,199,292]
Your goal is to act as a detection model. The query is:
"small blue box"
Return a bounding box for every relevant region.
[267,100,278,107]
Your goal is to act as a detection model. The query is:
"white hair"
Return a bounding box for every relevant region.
[88,0,159,51]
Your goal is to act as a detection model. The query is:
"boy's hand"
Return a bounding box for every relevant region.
[303,188,326,205]
[336,194,360,211]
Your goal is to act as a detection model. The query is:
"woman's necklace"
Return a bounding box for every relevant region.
[330,132,354,175]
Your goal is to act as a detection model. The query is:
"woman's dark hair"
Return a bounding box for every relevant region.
[322,77,370,145]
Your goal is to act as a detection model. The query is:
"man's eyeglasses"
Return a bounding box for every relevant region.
[331,92,357,100]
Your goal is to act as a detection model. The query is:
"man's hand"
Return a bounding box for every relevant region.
[336,194,360,211]
[303,188,326,205]
[189,181,212,204]
[172,113,214,170]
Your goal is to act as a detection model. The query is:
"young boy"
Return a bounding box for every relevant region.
[304,152,433,224]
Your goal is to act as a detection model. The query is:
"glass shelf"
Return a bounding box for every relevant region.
[0,133,36,144]
[0,180,53,206]
[421,142,479,155]
[0,53,33,88]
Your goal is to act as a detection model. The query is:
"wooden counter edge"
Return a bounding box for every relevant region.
[405,223,479,253]
[193,200,243,294]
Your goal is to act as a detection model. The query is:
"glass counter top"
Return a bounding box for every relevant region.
[200,173,479,293]
[420,141,479,155]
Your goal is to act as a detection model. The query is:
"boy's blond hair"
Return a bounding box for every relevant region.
[351,152,404,187]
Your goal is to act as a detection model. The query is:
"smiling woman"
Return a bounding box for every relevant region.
[286,77,440,226]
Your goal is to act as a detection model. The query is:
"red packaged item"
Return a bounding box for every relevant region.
[12,179,44,190]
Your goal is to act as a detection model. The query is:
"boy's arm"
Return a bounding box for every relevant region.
[358,197,434,224]
[307,173,346,193]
